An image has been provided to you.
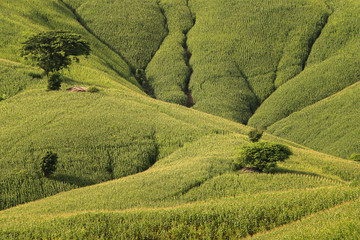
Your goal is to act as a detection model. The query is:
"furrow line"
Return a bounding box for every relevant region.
[58,0,132,82]
[302,13,330,70]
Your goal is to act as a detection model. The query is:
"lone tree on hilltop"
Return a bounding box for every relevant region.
[21,30,91,90]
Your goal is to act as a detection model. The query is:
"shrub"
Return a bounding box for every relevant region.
[235,142,292,172]
[349,153,360,162]
[86,86,100,93]
[248,128,264,142]
[47,73,62,91]
[40,151,58,177]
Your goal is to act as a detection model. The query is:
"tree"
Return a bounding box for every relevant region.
[21,30,91,90]
[40,151,58,177]
[234,142,292,172]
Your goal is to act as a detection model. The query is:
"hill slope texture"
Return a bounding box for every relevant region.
[0,0,360,239]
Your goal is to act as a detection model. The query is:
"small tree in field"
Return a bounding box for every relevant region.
[40,151,58,177]
[21,30,91,90]
[235,142,292,172]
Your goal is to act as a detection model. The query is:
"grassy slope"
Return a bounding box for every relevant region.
[50,0,359,158]
[0,0,237,209]
[1,0,360,238]
[268,82,360,158]
[248,0,360,127]
[188,0,331,123]
[145,0,194,106]
[250,199,360,239]
[62,0,168,70]
[1,139,360,238]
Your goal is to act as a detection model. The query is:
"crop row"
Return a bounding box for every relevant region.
[1,186,359,239]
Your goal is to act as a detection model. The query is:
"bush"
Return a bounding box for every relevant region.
[47,73,62,91]
[86,86,100,93]
[235,142,292,172]
[350,153,360,162]
[248,128,264,142]
[40,151,58,177]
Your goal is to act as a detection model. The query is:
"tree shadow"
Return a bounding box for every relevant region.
[50,174,97,187]
[268,167,325,178]
[61,76,86,86]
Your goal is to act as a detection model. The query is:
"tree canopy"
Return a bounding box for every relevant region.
[235,142,292,172]
[21,30,91,76]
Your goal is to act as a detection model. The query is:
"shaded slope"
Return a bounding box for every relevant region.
[267,82,360,158]
[248,0,360,127]
[187,0,330,124]
[0,61,44,99]
[62,0,168,70]
[145,0,195,106]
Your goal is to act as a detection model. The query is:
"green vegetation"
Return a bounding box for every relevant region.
[86,85,100,93]
[248,128,264,142]
[350,153,360,162]
[1,187,359,239]
[21,30,90,90]
[248,0,360,128]
[252,199,360,239]
[40,151,58,177]
[145,0,194,105]
[188,0,331,123]
[1,0,360,239]
[268,81,360,158]
[47,72,62,90]
[235,142,292,172]
[0,94,6,101]
[62,0,167,71]
[0,61,45,98]
[21,31,91,77]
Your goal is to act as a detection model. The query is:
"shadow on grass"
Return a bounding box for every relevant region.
[61,76,86,86]
[268,167,325,178]
[51,174,97,187]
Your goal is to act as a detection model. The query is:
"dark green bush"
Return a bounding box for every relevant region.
[235,142,292,172]
[350,153,360,162]
[47,73,62,91]
[86,86,100,93]
[248,128,264,142]
[40,151,58,177]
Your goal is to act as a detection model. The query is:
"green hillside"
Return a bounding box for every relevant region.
[1,0,360,238]
[268,82,360,159]
[57,0,360,158]
[2,139,360,238]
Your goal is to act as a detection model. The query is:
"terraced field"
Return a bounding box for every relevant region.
[1,0,359,238]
